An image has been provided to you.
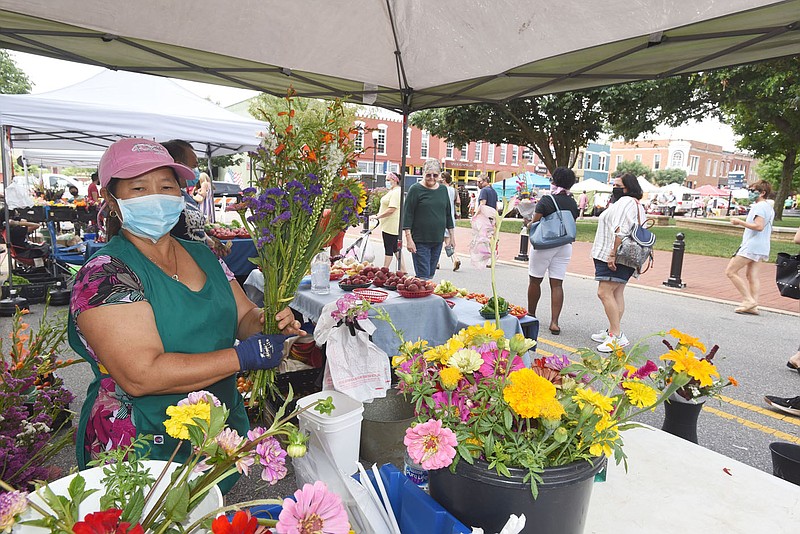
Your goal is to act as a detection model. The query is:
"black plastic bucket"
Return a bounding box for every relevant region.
[429,456,606,533]
[360,388,415,468]
[770,442,800,486]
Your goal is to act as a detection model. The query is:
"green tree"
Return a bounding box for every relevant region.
[756,158,800,191]
[0,50,32,94]
[653,168,688,186]
[686,59,800,220]
[410,79,696,175]
[614,160,654,181]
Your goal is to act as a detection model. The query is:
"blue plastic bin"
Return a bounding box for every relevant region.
[250,464,470,534]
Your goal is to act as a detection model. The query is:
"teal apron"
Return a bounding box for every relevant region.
[68,234,249,493]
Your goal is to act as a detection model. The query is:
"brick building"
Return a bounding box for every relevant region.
[609,139,757,188]
[355,107,534,187]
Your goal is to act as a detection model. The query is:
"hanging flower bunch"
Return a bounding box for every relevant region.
[651,329,738,401]
[393,322,691,497]
[0,390,344,533]
[231,89,366,407]
[0,307,80,489]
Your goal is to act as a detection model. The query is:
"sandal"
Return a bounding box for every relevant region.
[734,306,759,315]
[549,326,561,335]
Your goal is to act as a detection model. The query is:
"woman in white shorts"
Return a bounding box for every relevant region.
[725,179,774,315]
[527,167,579,335]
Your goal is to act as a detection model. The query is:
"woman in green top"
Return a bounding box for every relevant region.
[402,159,455,279]
[68,139,303,493]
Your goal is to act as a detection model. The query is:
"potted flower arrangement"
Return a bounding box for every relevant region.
[0,306,80,490]
[229,90,366,408]
[0,390,352,534]
[652,329,738,443]
[391,315,739,534]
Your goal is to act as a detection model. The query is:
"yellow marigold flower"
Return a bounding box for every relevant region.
[392,355,408,367]
[448,349,483,374]
[622,381,659,408]
[164,402,212,440]
[668,328,707,353]
[660,347,719,387]
[594,413,615,433]
[503,368,565,420]
[439,367,463,389]
[573,388,615,414]
[423,347,443,363]
[590,440,614,458]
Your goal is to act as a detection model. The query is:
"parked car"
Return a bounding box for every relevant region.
[212,181,243,211]
[42,173,89,196]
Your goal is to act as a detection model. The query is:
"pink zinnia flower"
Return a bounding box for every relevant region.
[276,481,350,534]
[255,436,287,484]
[404,419,457,470]
[215,428,255,476]
[178,391,221,407]
[431,391,471,422]
[0,491,28,532]
[478,345,524,377]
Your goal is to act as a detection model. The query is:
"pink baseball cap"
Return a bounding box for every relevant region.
[98,138,196,189]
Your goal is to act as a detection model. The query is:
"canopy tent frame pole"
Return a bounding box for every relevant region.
[1,125,16,292]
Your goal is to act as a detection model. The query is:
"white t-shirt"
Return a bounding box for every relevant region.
[739,200,774,257]
[591,197,645,262]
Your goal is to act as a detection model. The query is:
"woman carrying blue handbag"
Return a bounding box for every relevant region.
[526,167,579,335]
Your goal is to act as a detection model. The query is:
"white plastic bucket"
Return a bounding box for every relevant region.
[297,390,364,475]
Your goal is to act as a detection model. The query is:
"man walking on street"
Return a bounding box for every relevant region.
[477,174,498,210]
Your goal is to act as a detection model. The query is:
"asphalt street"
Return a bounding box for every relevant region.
[2,241,798,504]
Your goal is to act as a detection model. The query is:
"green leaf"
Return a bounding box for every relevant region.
[164,481,191,523]
[503,409,513,431]
[186,423,206,446]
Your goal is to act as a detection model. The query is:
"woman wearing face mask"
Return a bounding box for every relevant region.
[373,172,405,270]
[68,139,304,493]
[589,173,645,353]
[725,180,774,315]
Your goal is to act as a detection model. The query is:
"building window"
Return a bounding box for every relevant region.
[615,155,623,169]
[705,159,711,175]
[511,145,519,165]
[461,144,469,161]
[584,154,592,169]
[653,154,661,170]
[499,144,507,164]
[599,155,607,171]
[376,126,387,155]
[405,128,412,156]
[487,143,495,163]
[670,151,683,168]
[635,154,643,162]
[420,130,429,158]
[445,142,454,159]
[689,156,699,173]
[713,160,719,177]
[474,141,482,162]
[354,122,365,150]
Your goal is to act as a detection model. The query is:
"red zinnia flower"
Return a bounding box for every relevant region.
[72,509,144,534]
[211,510,262,534]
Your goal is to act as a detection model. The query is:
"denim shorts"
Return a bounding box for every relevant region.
[593,258,636,284]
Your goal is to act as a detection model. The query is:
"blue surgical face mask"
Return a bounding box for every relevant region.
[113,193,185,243]
[748,190,760,202]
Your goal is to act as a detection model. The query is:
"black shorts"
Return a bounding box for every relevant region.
[382,231,399,256]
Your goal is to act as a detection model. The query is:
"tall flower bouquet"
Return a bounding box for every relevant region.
[392,322,696,497]
[231,90,366,407]
[0,307,81,489]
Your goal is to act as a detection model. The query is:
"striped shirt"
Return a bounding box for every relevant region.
[591,197,645,262]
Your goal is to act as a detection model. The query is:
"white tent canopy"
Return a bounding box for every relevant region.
[638,176,660,193]
[659,183,697,196]
[20,149,103,168]
[0,1,798,112]
[0,70,266,155]
[571,178,612,193]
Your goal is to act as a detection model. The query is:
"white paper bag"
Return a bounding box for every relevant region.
[323,320,390,403]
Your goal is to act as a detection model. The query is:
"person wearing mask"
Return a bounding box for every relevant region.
[372,172,404,270]
[589,173,645,352]
[87,172,101,207]
[68,139,304,493]
[440,171,461,271]
[403,159,455,280]
[527,167,579,335]
[477,174,498,210]
[725,180,775,315]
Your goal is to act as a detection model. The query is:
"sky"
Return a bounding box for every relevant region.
[9,51,742,151]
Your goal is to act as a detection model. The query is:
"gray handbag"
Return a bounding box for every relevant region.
[529,194,577,250]
[615,201,656,273]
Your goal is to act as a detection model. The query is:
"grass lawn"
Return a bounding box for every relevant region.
[456,219,791,261]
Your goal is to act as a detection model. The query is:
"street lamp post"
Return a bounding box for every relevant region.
[366,130,380,232]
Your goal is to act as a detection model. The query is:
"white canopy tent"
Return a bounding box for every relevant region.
[659,182,697,196]
[0,70,266,156]
[571,178,613,193]
[20,149,103,168]
[638,176,660,193]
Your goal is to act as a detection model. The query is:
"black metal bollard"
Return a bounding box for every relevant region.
[663,232,687,288]
[362,206,370,232]
[514,229,529,262]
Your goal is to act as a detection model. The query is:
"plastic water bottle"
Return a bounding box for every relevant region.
[310,251,331,295]
[403,450,429,493]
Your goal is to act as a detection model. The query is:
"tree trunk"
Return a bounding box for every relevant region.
[775,149,799,221]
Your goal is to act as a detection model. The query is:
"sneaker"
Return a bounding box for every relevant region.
[453,259,461,272]
[596,334,630,353]
[764,395,800,417]
[591,329,610,343]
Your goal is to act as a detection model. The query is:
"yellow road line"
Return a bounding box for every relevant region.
[536,336,800,440]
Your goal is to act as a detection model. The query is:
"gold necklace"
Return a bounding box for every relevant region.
[147,240,180,282]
